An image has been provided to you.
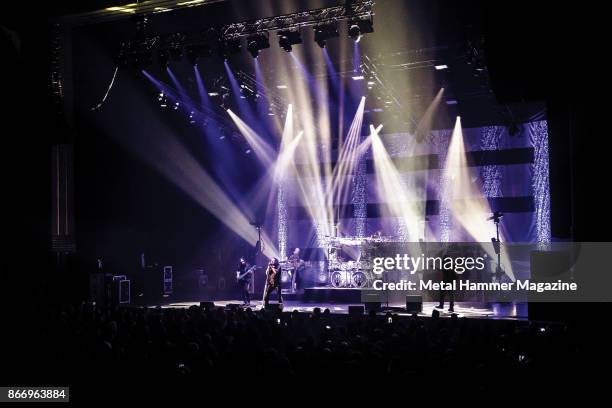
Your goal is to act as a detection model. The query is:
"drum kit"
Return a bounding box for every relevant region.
[325,235,390,288]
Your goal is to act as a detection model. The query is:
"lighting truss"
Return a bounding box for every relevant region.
[115,0,374,68]
[220,1,374,39]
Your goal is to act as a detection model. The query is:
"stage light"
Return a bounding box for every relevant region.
[446,99,458,105]
[169,46,183,61]
[217,38,241,60]
[208,92,219,96]
[106,6,137,13]
[276,85,287,89]
[177,0,205,6]
[158,49,170,67]
[278,30,302,52]
[247,41,259,58]
[435,64,448,70]
[314,22,339,48]
[279,36,290,51]
[352,75,364,80]
[186,44,209,66]
[246,33,270,58]
[348,18,374,41]
[245,149,251,154]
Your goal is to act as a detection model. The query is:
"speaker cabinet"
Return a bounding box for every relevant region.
[406,295,423,313]
[349,305,365,316]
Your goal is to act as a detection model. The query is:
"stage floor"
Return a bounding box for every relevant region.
[161,299,528,320]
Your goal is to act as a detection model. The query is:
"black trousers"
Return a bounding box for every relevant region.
[263,282,283,305]
[438,288,454,309]
[238,280,250,304]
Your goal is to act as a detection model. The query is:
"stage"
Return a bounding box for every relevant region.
[160,297,528,320]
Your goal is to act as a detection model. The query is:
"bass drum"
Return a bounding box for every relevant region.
[351,271,368,288]
[330,270,347,288]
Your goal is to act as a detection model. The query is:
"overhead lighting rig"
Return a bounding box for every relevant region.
[115,0,374,67]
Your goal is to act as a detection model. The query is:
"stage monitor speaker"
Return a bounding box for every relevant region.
[225,303,241,311]
[200,301,215,310]
[406,295,423,313]
[349,305,365,316]
[362,292,381,312]
[365,302,381,312]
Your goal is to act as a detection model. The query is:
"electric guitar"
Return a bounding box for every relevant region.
[236,265,256,282]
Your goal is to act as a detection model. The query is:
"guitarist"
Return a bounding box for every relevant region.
[263,258,283,308]
[236,257,254,306]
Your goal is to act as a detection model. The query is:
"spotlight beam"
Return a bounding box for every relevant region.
[371,124,426,242]
[166,67,190,102]
[99,98,279,260]
[443,116,515,280]
[227,109,276,164]
[328,96,366,213]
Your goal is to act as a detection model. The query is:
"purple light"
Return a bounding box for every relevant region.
[253,58,271,120]
[194,65,211,110]
[166,67,189,102]
[352,41,361,73]
[224,60,258,125]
